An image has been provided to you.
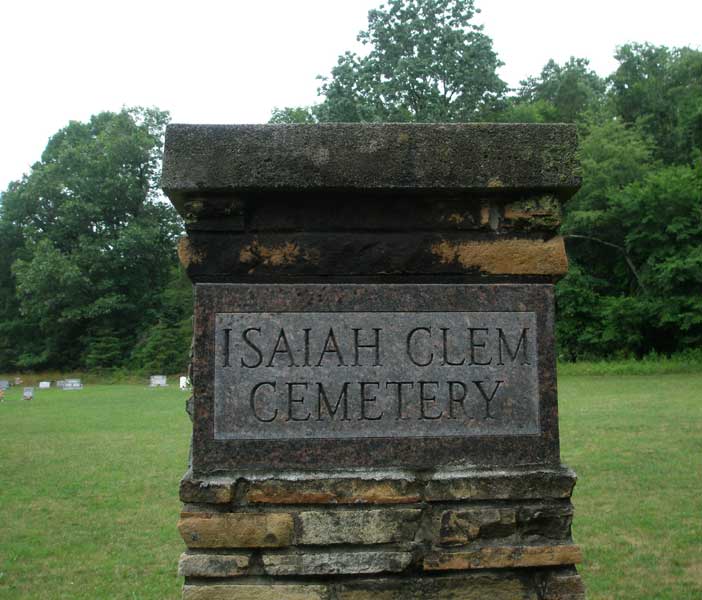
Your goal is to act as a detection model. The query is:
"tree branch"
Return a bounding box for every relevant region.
[564,234,648,294]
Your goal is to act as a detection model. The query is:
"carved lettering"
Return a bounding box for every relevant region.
[215,311,539,440]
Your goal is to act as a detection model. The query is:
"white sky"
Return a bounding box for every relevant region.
[1,0,700,192]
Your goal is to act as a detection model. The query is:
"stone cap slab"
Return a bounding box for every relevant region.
[161,123,580,201]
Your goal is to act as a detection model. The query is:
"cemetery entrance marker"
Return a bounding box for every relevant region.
[163,123,586,600]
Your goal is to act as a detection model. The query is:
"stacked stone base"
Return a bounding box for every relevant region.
[178,466,585,599]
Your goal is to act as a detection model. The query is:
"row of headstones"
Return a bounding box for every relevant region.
[151,375,191,390]
[1,377,190,401]
[0,378,83,391]
[2,377,190,390]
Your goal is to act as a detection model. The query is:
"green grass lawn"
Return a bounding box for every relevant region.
[0,376,700,599]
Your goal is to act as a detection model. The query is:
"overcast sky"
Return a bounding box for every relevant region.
[1,0,700,192]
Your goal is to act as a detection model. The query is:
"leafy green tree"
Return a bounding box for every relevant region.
[610,44,702,164]
[130,266,193,374]
[269,106,317,124]
[516,57,607,123]
[0,107,183,370]
[272,0,506,123]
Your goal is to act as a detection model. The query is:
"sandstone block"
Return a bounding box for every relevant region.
[297,508,421,545]
[424,544,583,571]
[262,550,412,576]
[182,584,327,600]
[518,503,574,539]
[180,475,235,504]
[178,552,250,577]
[502,195,562,230]
[245,478,419,505]
[178,512,294,548]
[438,507,517,545]
[336,573,537,600]
[543,570,587,599]
[424,468,576,502]
[429,236,568,276]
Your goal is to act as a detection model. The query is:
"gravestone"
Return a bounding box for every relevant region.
[179,376,189,391]
[23,387,33,401]
[39,381,51,389]
[149,375,168,387]
[56,380,66,389]
[0,380,9,391]
[63,379,83,390]
[162,123,586,600]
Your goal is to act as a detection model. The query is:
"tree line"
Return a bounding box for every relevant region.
[1,0,700,373]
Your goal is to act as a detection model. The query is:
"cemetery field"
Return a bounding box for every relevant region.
[0,376,700,600]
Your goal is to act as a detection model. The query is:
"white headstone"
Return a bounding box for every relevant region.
[149,375,168,387]
[0,380,9,391]
[56,380,65,389]
[63,379,83,390]
[39,381,51,389]
[23,387,33,400]
[179,376,188,391]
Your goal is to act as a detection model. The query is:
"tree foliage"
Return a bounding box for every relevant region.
[0,107,187,372]
[273,0,506,123]
[611,43,702,164]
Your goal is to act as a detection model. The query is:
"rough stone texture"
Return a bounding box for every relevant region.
[178,512,294,548]
[245,478,420,505]
[182,584,327,600]
[161,123,580,200]
[191,284,559,473]
[502,195,562,230]
[180,232,568,283]
[543,570,587,599]
[433,501,573,545]
[262,550,412,576]
[180,473,234,504]
[297,509,421,545]
[518,503,574,539]
[178,552,250,577]
[424,467,577,501]
[335,572,537,600]
[429,236,567,275]
[424,544,583,571]
[437,507,518,545]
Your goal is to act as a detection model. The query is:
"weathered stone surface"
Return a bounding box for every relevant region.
[518,503,574,539]
[180,473,234,504]
[424,467,577,501]
[178,552,250,577]
[162,123,580,200]
[191,284,559,473]
[424,544,583,571]
[262,550,412,575]
[297,509,421,545]
[182,584,327,600]
[437,507,517,545]
[335,573,537,600]
[502,195,562,230]
[181,232,568,282]
[429,236,567,276]
[245,195,495,233]
[543,570,587,599]
[245,478,420,505]
[178,512,294,548]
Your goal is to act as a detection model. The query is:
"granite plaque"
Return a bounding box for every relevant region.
[214,311,538,440]
[193,284,558,471]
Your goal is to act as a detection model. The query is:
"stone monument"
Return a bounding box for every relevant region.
[162,123,585,600]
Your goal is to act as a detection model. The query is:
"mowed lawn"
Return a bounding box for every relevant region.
[0,376,700,600]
